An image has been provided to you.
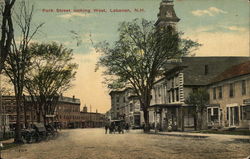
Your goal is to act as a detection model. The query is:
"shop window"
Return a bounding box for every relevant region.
[207,107,219,124]
[241,106,250,120]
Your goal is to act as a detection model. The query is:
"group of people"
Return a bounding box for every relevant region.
[104,122,130,134]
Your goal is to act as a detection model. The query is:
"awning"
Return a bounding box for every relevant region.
[148,104,183,111]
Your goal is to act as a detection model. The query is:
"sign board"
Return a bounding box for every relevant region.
[243,99,250,105]
[45,115,56,118]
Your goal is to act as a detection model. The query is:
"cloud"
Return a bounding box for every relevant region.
[224,26,248,32]
[57,12,91,19]
[189,25,248,33]
[185,32,249,56]
[192,7,227,16]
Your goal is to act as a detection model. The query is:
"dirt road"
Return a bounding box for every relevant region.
[2,128,250,159]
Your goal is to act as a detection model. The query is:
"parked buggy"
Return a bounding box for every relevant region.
[21,128,38,143]
[45,123,58,138]
[20,122,58,143]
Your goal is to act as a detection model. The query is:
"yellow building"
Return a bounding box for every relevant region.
[209,61,250,129]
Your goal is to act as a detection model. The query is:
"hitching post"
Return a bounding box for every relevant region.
[0,142,3,159]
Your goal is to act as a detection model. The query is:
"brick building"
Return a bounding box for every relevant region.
[0,95,105,129]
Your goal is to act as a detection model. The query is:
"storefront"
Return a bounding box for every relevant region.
[240,99,250,129]
[207,104,222,128]
[148,104,190,132]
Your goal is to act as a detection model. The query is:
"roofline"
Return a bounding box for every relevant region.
[209,73,250,86]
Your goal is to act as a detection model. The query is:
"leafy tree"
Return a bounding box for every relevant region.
[96,18,200,131]
[185,88,209,130]
[3,1,44,143]
[24,42,78,124]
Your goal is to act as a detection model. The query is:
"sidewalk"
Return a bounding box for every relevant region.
[148,130,250,141]
[0,138,14,144]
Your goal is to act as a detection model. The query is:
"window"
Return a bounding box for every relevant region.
[229,83,234,98]
[175,88,179,102]
[242,80,246,95]
[116,97,119,103]
[192,88,198,93]
[226,107,229,120]
[168,92,171,103]
[205,65,208,75]
[158,87,161,97]
[171,89,175,102]
[241,106,250,120]
[207,107,219,124]
[218,86,222,99]
[213,87,216,100]
[130,103,133,112]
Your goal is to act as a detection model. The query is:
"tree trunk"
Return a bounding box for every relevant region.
[143,109,150,132]
[14,92,22,143]
[194,113,197,131]
[142,91,151,132]
[23,97,28,128]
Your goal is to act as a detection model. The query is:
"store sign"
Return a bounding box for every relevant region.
[243,99,250,105]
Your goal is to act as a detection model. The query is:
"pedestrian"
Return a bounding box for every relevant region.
[105,123,109,134]
[142,122,145,131]
[125,123,130,132]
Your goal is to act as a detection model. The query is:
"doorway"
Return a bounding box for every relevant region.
[227,106,239,127]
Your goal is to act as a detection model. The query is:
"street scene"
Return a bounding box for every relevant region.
[0,0,250,158]
[2,128,250,159]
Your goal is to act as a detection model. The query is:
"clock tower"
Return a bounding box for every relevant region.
[155,0,180,31]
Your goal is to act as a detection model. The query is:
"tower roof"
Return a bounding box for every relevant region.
[155,0,180,26]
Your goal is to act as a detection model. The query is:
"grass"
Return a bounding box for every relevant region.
[200,129,250,136]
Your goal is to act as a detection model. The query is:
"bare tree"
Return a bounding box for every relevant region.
[0,0,15,73]
[3,1,44,143]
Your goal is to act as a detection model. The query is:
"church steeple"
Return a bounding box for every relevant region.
[155,0,180,30]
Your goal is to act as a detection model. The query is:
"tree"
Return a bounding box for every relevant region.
[0,0,15,140]
[3,1,44,143]
[24,42,77,124]
[0,0,15,73]
[96,18,200,132]
[185,88,209,130]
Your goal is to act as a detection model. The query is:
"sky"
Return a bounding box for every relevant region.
[11,0,250,113]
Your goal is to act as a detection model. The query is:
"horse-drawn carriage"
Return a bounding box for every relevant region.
[21,122,58,143]
[109,120,125,134]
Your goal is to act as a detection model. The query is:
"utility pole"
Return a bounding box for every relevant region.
[90,105,92,127]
